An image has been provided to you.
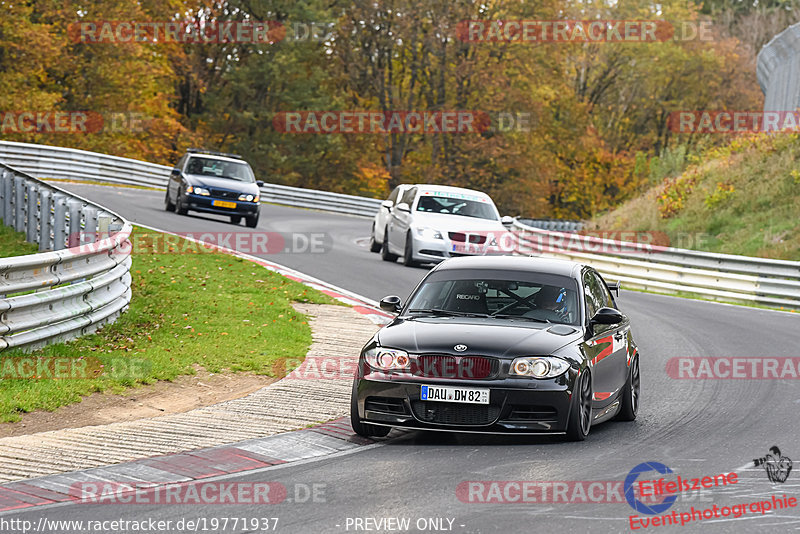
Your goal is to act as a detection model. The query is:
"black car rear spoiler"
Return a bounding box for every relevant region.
[607,281,621,297]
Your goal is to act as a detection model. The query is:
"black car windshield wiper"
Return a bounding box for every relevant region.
[407,308,491,318]
[491,313,551,324]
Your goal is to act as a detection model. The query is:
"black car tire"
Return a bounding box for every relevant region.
[175,192,188,215]
[381,229,398,262]
[616,354,640,421]
[566,370,592,441]
[245,213,259,228]
[350,381,391,438]
[402,232,418,267]
[230,215,242,225]
[369,225,381,253]
[164,189,175,212]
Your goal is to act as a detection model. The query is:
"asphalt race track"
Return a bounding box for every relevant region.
[5,183,799,533]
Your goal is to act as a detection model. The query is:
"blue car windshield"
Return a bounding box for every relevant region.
[186,157,255,183]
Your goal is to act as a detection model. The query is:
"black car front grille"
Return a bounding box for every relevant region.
[411,400,500,425]
[507,405,558,421]
[209,188,239,200]
[412,355,498,380]
[365,397,407,415]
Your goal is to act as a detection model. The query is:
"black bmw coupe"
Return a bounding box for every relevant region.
[350,256,640,441]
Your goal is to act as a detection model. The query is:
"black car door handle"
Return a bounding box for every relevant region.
[613,332,624,341]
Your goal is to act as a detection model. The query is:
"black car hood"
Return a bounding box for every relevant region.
[184,174,260,193]
[377,317,582,357]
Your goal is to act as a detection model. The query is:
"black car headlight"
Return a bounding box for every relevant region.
[510,356,570,378]
[238,193,257,202]
[363,347,411,371]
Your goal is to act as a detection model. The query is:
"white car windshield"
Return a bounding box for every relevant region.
[416,195,498,220]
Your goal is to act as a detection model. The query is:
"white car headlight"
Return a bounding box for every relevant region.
[510,356,570,378]
[415,227,443,240]
[363,347,411,371]
[190,186,211,196]
[238,194,256,202]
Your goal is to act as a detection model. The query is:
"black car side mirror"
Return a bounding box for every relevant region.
[256,180,264,187]
[379,295,402,313]
[171,168,181,176]
[591,307,623,325]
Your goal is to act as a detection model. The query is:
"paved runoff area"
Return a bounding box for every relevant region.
[0,303,380,491]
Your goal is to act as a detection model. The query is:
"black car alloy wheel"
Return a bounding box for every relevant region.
[567,370,592,441]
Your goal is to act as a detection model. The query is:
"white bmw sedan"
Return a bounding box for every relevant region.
[378,185,513,267]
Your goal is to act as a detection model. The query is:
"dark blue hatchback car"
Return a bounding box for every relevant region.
[165,149,264,227]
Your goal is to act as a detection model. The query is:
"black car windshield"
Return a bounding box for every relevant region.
[406,274,580,326]
[416,194,498,220]
[186,156,255,183]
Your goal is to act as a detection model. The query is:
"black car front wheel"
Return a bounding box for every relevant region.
[566,370,592,441]
[616,354,640,421]
[245,213,259,228]
[350,381,391,438]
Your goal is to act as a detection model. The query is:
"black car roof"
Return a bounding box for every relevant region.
[433,255,584,278]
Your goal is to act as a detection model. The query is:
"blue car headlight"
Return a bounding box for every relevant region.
[188,186,210,196]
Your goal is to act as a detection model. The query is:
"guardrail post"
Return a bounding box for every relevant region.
[97,212,111,241]
[53,193,67,250]
[39,189,52,251]
[83,207,98,245]
[26,182,38,244]
[0,170,5,223]
[67,199,83,248]
[14,175,25,233]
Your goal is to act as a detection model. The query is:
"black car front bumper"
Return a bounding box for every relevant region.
[355,376,576,434]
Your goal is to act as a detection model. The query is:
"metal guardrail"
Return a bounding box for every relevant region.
[3,140,798,312]
[0,141,383,217]
[511,221,800,310]
[757,22,800,116]
[0,163,132,352]
[516,218,583,233]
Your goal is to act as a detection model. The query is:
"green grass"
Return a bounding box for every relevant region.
[592,134,800,260]
[0,224,39,257]
[0,226,338,422]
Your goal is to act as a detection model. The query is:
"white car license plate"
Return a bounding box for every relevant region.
[420,385,489,404]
